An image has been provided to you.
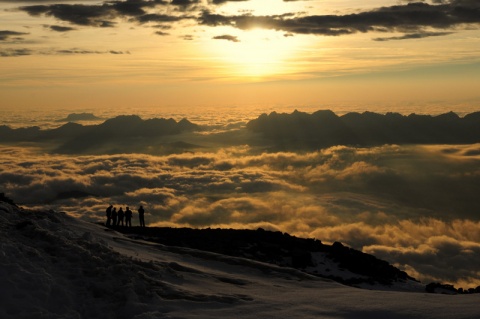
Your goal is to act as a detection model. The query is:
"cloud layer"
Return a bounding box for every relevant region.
[3,111,480,154]
[0,30,28,41]
[200,0,480,36]
[0,47,130,57]
[16,0,480,39]
[3,0,478,60]
[1,142,480,287]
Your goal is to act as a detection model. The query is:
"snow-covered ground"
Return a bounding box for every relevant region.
[1,202,479,319]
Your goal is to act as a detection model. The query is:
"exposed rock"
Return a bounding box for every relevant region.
[0,192,17,206]
[114,226,416,288]
[426,282,458,294]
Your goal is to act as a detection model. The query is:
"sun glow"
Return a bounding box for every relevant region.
[206,29,308,80]
[198,0,315,80]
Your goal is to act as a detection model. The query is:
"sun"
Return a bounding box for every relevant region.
[197,0,312,80]
[206,28,307,80]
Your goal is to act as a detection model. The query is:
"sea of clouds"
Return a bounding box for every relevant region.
[1,142,479,288]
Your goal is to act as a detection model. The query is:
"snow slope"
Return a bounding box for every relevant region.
[1,202,479,319]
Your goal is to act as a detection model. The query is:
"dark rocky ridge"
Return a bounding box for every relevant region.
[115,226,416,288]
[0,193,16,206]
[115,226,480,293]
[2,193,477,293]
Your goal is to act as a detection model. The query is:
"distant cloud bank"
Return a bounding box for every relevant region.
[2,110,479,153]
[246,110,480,150]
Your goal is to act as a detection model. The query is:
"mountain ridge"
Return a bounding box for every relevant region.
[1,110,480,154]
[246,110,480,150]
[114,225,419,290]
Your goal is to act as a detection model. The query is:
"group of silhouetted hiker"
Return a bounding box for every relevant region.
[105,205,145,227]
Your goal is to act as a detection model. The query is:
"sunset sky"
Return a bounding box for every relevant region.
[1,0,480,110]
[1,0,480,288]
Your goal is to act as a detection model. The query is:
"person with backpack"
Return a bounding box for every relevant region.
[117,207,125,226]
[125,207,132,227]
[111,207,118,227]
[105,204,113,226]
[138,205,145,227]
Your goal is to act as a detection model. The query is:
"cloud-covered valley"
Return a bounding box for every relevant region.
[1,137,480,287]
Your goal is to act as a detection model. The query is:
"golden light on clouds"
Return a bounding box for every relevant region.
[205,29,309,80]
[2,0,480,291]
[2,142,480,287]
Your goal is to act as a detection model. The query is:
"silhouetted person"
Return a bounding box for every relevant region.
[125,207,132,227]
[111,207,117,227]
[138,205,145,227]
[105,204,113,226]
[117,207,124,226]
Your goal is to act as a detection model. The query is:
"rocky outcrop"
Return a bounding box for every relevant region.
[0,193,17,206]
[115,226,416,288]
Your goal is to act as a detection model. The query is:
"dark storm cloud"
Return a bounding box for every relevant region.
[0,47,129,57]
[19,0,194,28]
[17,0,480,39]
[55,48,130,54]
[0,30,28,41]
[210,0,249,4]
[199,0,480,37]
[108,0,157,16]
[45,25,76,32]
[109,50,129,54]
[170,0,201,8]
[20,4,117,27]
[135,13,189,23]
[213,34,240,42]
[373,31,454,41]
[155,30,170,35]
